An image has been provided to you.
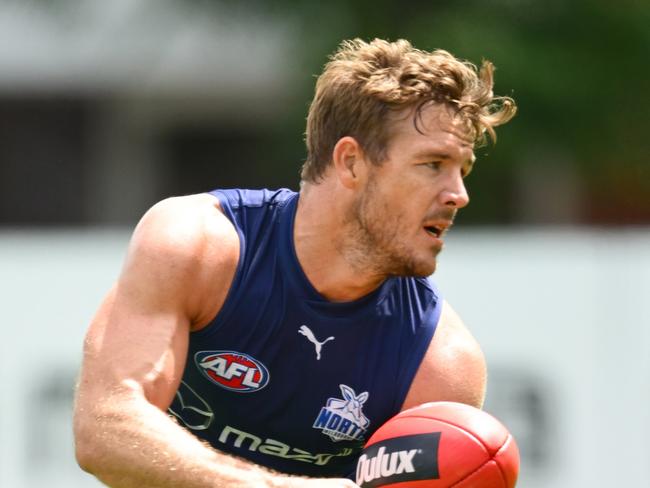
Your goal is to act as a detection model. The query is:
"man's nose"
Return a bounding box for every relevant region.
[441,173,470,209]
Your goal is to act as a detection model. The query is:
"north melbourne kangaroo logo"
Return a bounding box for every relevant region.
[313,384,370,442]
[298,325,335,360]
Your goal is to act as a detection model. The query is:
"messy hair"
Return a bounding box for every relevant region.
[301,38,517,183]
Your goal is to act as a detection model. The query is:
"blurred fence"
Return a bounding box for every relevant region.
[1,228,648,487]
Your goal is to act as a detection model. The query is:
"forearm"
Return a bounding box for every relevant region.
[75,395,287,488]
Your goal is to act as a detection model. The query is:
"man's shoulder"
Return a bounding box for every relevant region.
[130,193,239,271]
[401,300,487,410]
[121,193,241,327]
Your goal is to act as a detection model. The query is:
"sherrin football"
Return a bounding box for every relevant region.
[355,402,519,487]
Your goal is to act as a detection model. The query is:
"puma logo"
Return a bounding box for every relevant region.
[298,325,335,361]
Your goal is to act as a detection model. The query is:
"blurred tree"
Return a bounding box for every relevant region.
[242,0,650,225]
[8,0,649,225]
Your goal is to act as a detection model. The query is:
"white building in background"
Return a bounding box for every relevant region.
[0,1,294,94]
[0,229,648,487]
[0,1,300,224]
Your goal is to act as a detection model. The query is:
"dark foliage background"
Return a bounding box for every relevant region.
[1,0,648,225]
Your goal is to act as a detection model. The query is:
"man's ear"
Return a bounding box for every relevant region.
[331,136,366,189]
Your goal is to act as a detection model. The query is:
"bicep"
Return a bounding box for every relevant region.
[401,300,487,411]
[76,196,234,414]
[79,281,191,411]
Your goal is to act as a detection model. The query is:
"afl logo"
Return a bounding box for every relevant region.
[195,350,270,393]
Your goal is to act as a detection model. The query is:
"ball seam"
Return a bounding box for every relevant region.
[393,414,511,486]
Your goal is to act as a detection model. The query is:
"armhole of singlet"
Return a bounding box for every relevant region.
[391,289,443,412]
[190,190,246,339]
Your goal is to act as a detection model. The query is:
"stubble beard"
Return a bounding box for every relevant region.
[340,180,440,278]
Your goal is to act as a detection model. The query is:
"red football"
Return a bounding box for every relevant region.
[355,402,519,487]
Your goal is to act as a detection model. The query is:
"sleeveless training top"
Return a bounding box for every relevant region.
[169,188,443,478]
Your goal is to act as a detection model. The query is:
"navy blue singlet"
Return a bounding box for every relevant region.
[169,188,443,478]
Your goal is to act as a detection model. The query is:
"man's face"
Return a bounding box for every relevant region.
[346,103,474,277]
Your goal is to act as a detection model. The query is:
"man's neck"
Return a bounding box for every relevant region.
[294,184,386,302]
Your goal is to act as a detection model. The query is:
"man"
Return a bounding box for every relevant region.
[73,38,516,487]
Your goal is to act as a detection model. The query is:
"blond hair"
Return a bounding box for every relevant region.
[302,38,516,183]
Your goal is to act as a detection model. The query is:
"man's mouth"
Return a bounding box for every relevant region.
[423,217,455,239]
[424,225,443,238]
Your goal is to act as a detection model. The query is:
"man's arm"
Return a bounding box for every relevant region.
[401,300,487,411]
[73,194,356,488]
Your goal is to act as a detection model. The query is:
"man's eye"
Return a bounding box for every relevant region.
[426,162,442,170]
